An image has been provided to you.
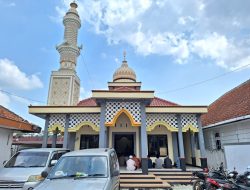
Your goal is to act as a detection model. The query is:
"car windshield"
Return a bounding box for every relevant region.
[4,151,50,168]
[48,156,108,179]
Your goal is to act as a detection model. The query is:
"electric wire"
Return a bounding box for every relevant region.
[157,63,250,95]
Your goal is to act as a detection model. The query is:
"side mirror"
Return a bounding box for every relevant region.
[50,160,58,167]
[41,171,48,178]
[112,170,119,177]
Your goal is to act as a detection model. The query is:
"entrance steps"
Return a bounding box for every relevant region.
[120,173,172,190]
[120,168,201,189]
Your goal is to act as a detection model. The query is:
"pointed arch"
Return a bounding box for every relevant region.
[182,124,199,132]
[48,123,64,133]
[147,121,178,132]
[69,121,100,132]
[105,108,140,127]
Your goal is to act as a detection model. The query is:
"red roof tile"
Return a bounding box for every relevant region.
[77,98,98,107]
[111,86,137,91]
[0,106,40,132]
[149,97,179,107]
[202,79,250,126]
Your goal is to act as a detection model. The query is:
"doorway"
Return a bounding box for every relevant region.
[113,133,135,166]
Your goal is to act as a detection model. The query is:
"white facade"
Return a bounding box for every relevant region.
[203,118,250,170]
[0,128,13,167]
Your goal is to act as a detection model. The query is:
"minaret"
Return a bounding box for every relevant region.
[47,1,82,106]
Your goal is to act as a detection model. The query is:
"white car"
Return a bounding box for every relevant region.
[0,148,69,190]
[35,148,120,190]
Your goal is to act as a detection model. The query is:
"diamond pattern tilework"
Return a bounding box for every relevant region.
[146,113,178,128]
[105,101,141,123]
[181,114,198,128]
[49,114,66,128]
[69,113,100,128]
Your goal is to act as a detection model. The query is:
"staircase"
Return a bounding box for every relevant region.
[120,168,200,189]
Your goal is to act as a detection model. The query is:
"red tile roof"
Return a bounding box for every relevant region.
[202,79,250,126]
[77,98,98,107]
[0,106,41,132]
[111,86,137,91]
[149,97,179,107]
[77,96,179,107]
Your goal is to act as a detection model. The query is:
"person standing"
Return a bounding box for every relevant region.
[126,155,136,171]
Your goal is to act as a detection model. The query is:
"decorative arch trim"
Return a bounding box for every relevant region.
[69,121,100,132]
[105,108,141,127]
[147,121,178,132]
[48,123,64,133]
[182,124,199,132]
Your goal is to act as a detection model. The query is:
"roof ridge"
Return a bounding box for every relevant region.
[154,96,179,106]
[0,105,28,123]
[210,79,250,107]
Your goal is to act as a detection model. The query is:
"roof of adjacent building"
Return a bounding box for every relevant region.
[202,79,250,127]
[0,105,41,132]
[77,96,178,107]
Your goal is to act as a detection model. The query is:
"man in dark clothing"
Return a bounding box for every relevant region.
[163,155,172,168]
[147,155,153,168]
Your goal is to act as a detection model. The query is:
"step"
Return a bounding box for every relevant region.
[120,183,171,188]
[160,175,194,179]
[120,174,155,179]
[152,171,192,174]
[120,179,163,184]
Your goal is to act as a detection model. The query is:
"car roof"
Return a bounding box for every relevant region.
[19,148,69,153]
[62,148,115,157]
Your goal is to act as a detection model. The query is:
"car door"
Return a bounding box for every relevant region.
[110,151,120,190]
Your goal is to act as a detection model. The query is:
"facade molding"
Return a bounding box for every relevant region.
[146,107,208,113]
[147,121,178,132]
[105,108,141,127]
[29,106,101,115]
[92,91,154,99]
[182,123,199,132]
[69,121,99,132]
[48,123,64,133]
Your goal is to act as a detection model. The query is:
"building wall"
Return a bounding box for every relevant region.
[147,125,174,162]
[108,113,140,157]
[74,125,99,150]
[0,128,13,167]
[204,119,250,168]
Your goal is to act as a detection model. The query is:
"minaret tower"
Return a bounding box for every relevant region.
[48,1,82,106]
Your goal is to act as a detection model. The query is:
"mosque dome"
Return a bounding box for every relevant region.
[113,52,136,82]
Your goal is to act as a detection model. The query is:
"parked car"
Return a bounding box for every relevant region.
[34,148,120,190]
[0,148,69,190]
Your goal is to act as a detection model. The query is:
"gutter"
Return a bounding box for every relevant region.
[203,115,250,129]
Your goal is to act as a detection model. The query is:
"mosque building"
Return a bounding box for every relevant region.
[29,1,208,174]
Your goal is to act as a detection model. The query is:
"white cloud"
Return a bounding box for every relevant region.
[0,58,43,90]
[56,0,250,69]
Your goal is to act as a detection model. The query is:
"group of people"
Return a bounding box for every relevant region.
[148,154,173,169]
[126,154,172,171]
[126,154,141,171]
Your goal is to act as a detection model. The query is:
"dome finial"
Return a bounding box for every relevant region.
[70,0,78,8]
[123,50,126,61]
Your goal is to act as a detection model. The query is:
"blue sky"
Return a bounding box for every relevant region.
[0,0,249,129]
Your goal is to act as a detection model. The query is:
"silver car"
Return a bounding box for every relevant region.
[35,148,120,190]
[0,148,69,190]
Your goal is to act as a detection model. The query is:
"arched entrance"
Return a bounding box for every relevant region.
[108,112,139,166]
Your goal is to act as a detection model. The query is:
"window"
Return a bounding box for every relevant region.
[148,135,168,157]
[110,151,119,175]
[215,132,221,150]
[80,135,99,149]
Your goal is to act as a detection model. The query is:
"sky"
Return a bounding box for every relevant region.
[0,0,249,129]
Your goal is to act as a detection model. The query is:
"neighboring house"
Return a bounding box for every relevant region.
[0,106,41,167]
[202,79,250,173]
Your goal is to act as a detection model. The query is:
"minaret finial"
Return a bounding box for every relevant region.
[123,50,127,61]
[70,0,78,8]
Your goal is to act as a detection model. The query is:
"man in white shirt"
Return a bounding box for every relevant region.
[126,155,136,171]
